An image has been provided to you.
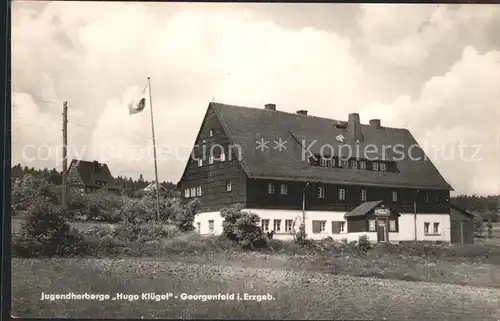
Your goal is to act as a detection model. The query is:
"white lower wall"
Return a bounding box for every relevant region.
[193,209,451,242]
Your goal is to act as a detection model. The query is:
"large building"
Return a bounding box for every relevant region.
[179,102,462,243]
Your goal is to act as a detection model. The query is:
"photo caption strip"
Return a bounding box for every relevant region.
[40,292,276,302]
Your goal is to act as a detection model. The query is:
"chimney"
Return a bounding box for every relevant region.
[347,113,363,142]
[264,103,276,111]
[369,119,381,129]
[296,110,308,116]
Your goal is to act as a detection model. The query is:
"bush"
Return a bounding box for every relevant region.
[294,223,308,247]
[487,220,493,238]
[12,174,58,211]
[473,216,484,237]
[358,235,371,251]
[112,221,177,243]
[220,204,269,250]
[12,201,88,257]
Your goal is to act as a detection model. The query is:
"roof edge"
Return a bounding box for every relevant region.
[251,175,452,190]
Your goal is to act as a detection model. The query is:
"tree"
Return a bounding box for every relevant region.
[12,174,58,211]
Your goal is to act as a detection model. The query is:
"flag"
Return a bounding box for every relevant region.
[128,84,148,115]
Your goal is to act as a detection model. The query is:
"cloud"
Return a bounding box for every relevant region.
[11,3,500,195]
[360,46,500,195]
[359,4,500,67]
[12,2,363,182]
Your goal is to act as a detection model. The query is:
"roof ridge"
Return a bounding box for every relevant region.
[211,102,409,131]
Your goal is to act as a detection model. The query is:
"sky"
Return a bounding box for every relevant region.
[11,2,500,196]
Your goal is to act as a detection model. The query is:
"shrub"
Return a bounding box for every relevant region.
[220,204,269,250]
[12,174,58,211]
[13,201,88,257]
[112,221,177,243]
[358,234,371,251]
[487,220,493,238]
[473,216,484,237]
[293,223,309,247]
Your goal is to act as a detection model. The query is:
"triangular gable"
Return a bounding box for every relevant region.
[344,200,401,218]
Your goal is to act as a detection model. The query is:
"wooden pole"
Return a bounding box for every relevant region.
[62,101,68,208]
[147,77,161,222]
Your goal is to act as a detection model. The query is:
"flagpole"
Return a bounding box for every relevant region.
[147,77,161,222]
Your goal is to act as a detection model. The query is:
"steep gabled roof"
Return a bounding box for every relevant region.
[69,159,120,190]
[208,102,453,190]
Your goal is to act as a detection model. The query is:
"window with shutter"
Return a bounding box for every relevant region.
[331,221,340,234]
[312,220,321,234]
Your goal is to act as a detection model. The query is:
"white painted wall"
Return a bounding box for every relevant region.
[396,213,451,242]
[193,209,451,242]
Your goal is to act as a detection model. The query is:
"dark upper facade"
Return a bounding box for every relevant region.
[178,102,453,213]
[68,159,120,193]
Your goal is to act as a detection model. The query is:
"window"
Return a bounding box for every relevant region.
[196,186,202,197]
[280,184,288,195]
[197,158,203,167]
[261,219,270,232]
[226,180,232,192]
[338,188,346,201]
[220,152,226,162]
[332,221,346,234]
[392,191,398,202]
[337,158,343,167]
[361,189,367,201]
[424,192,429,203]
[208,220,214,233]
[320,158,327,166]
[318,186,325,199]
[196,222,201,232]
[360,161,367,169]
[273,219,282,232]
[373,162,379,171]
[433,223,440,235]
[350,160,357,169]
[184,189,190,198]
[424,222,430,234]
[209,129,214,137]
[327,159,335,167]
[268,183,275,194]
[341,160,348,168]
[209,155,214,164]
[389,220,396,232]
[380,163,387,172]
[190,187,196,197]
[285,220,294,232]
[312,220,326,234]
[369,219,376,231]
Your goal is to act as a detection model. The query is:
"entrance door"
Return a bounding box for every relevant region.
[377,220,387,243]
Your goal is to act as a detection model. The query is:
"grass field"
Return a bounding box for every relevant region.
[11,222,500,319]
[11,257,500,320]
